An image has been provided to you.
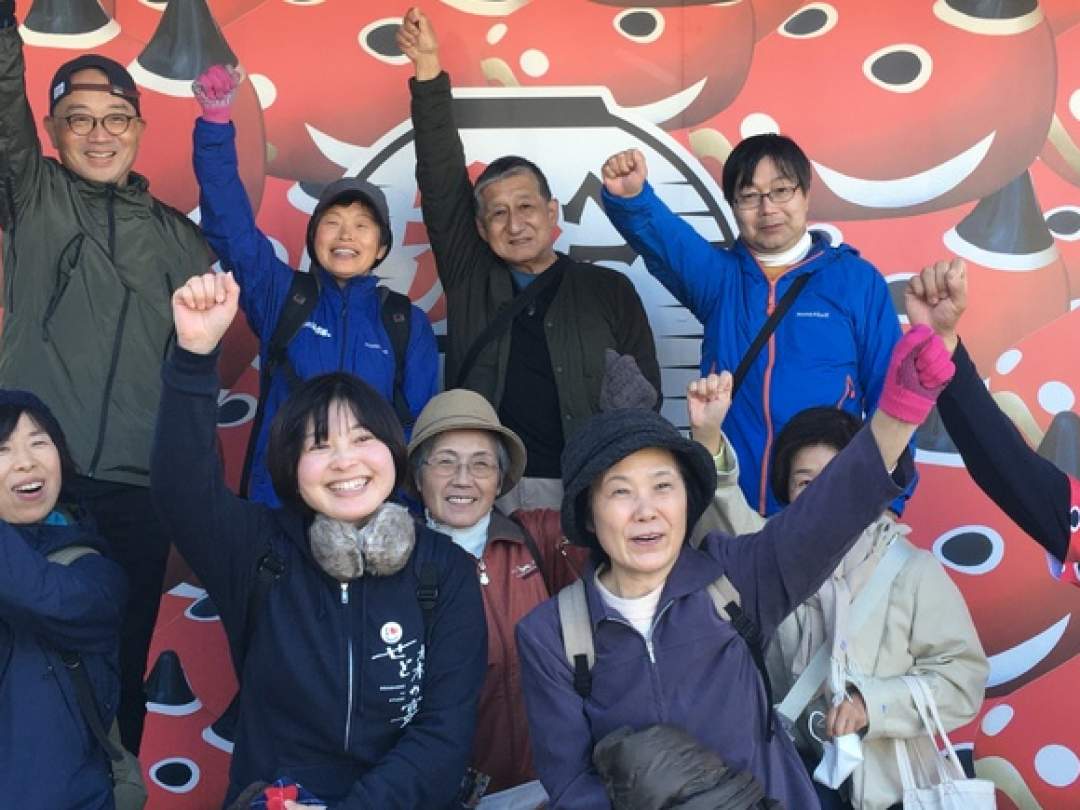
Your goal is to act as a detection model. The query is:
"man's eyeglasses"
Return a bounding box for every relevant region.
[61,113,140,137]
[423,455,499,480]
[733,185,799,210]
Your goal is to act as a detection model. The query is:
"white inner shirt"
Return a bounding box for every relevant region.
[595,571,663,638]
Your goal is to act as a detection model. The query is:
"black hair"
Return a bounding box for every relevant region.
[770,406,862,506]
[0,399,77,487]
[474,155,553,215]
[722,133,812,205]
[267,372,406,513]
[312,193,387,248]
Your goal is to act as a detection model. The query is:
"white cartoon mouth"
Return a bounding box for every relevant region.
[480,57,707,125]
[811,131,995,209]
[306,123,370,170]
[986,613,1069,688]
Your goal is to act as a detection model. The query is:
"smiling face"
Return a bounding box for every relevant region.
[44,68,144,186]
[476,170,559,274]
[732,156,810,256]
[418,430,502,530]
[590,447,687,597]
[296,399,395,523]
[0,413,62,525]
[312,202,388,284]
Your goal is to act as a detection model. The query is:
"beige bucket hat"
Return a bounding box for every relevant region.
[407,389,527,495]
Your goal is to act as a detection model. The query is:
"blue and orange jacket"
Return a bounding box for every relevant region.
[194,119,439,506]
[603,181,904,515]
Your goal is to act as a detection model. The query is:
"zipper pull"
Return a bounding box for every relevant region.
[340,582,350,605]
[477,559,490,586]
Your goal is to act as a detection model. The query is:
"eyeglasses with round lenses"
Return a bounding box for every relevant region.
[424,454,499,480]
[734,185,799,210]
[62,113,139,137]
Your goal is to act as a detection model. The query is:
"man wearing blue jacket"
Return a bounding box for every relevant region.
[601,137,903,515]
[191,65,439,507]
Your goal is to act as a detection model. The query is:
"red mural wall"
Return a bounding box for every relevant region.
[11,0,1080,807]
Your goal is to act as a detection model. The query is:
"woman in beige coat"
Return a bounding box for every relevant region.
[689,373,988,810]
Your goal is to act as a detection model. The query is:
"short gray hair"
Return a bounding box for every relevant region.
[411,431,511,494]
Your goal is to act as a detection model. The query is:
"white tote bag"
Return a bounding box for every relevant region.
[892,676,996,810]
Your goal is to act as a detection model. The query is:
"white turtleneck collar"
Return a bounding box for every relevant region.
[425,510,492,560]
[751,230,813,267]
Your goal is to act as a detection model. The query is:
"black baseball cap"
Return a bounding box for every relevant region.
[49,54,141,116]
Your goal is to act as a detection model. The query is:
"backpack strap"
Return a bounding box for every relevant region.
[707,574,776,742]
[412,532,441,648]
[377,286,415,429]
[238,547,286,675]
[239,271,320,497]
[556,579,595,699]
[45,546,127,763]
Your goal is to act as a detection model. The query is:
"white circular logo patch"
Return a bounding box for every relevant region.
[380,621,403,644]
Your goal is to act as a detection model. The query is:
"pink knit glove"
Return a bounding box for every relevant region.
[192,64,243,124]
[878,324,955,424]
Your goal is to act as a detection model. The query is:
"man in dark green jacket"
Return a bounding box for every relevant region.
[0,5,210,753]
[399,9,660,511]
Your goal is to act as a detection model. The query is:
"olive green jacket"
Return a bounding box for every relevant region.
[0,27,210,486]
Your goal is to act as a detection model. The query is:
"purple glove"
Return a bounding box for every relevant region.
[878,324,955,425]
[192,64,242,124]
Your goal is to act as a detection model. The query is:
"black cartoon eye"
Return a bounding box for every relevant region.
[217,392,257,428]
[360,18,408,65]
[1045,206,1080,241]
[935,0,1042,35]
[1070,506,1080,533]
[933,525,1004,575]
[149,758,200,794]
[614,9,665,43]
[780,3,838,38]
[864,45,932,93]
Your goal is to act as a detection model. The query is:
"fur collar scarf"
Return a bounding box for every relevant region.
[309,503,416,581]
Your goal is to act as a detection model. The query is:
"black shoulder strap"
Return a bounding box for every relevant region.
[416,558,439,648]
[731,271,810,396]
[454,262,565,389]
[238,548,286,675]
[378,286,415,429]
[515,521,554,596]
[239,271,320,497]
[721,601,775,742]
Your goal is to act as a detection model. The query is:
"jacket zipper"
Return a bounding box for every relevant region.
[338,291,349,370]
[757,279,779,513]
[341,582,354,751]
[87,188,123,478]
[607,601,674,721]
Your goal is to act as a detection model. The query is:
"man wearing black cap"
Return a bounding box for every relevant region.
[0,1,211,753]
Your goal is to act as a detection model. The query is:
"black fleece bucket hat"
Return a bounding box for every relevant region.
[560,408,717,551]
[305,178,392,272]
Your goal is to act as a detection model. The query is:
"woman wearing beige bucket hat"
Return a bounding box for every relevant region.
[408,389,588,805]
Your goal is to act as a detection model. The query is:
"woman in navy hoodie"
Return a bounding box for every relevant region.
[0,390,126,808]
[152,271,485,809]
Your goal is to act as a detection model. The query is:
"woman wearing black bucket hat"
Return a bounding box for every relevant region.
[189,64,439,508]
[515,326,954,809]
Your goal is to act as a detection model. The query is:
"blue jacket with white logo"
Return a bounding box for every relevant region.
[152,347,486,809]
[194,119,439,505]
[603,181,905,515]
[0,518,126,809]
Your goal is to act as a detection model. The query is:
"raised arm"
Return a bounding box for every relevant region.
[399,7,491,293]
[151,272,274,621]
[0,11,45,226]
[907,259,1077,575]
[707,326,952,633]
[192,65,296,338]
[0,523,126,652]
[600,149,728,322]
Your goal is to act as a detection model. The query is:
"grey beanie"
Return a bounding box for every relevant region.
[560,409,716,550]
[306,178,392,271]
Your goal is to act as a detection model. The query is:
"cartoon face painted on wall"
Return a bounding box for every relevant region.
[687,0,1056,220]
[473,0,755,128]
[1039,23,1080,189]
[904,461,1080,697]
[223,1,518,184]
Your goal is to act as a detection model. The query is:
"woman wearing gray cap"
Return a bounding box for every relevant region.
[408,388,588,805]
[189,65,439,508]
[514,326,954,809]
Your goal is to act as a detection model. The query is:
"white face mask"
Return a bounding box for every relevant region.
[809,710,864,789]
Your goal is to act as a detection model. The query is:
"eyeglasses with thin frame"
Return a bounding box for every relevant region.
[423,454,500,480]
[733,184,800,210]
[61,113,140,137]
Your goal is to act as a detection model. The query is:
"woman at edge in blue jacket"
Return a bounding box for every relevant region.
[515,325,952,808]
[0,390,126,808]
[191,65,439,507]
[152,271,486,809]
